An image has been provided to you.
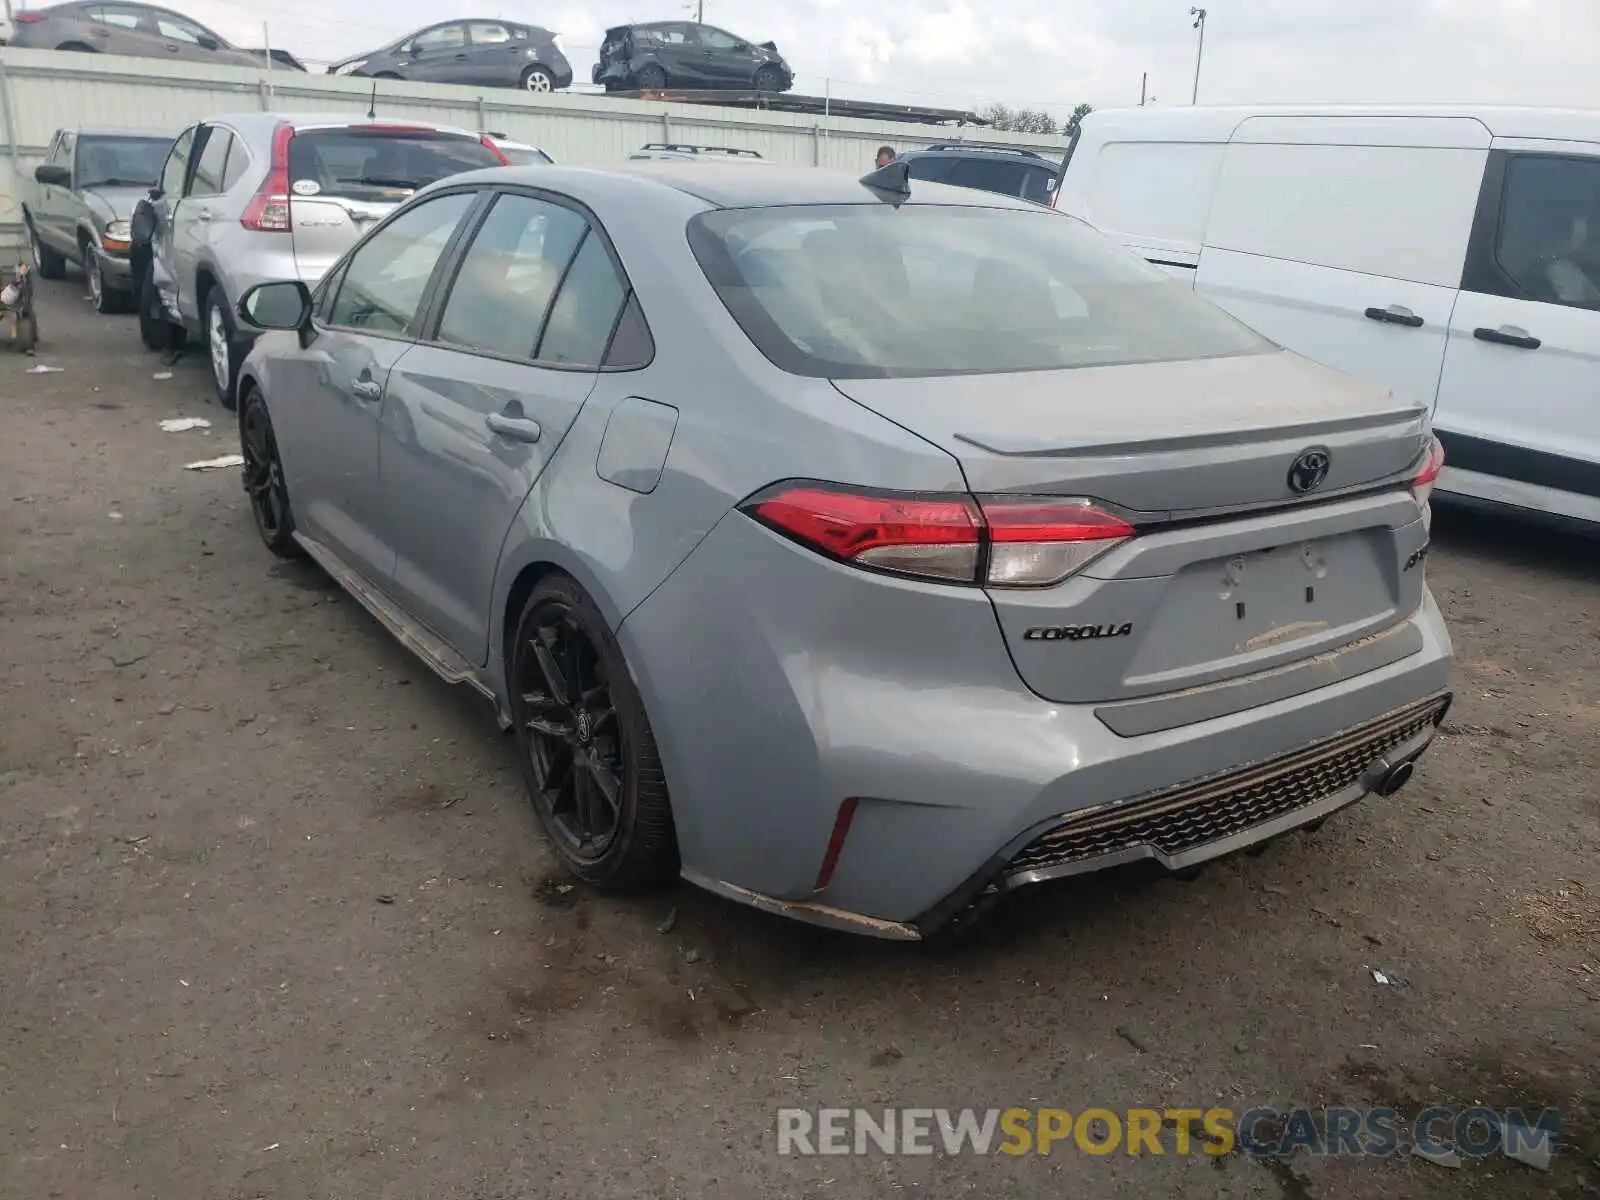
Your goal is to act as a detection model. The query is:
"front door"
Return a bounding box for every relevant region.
[381,189,633,664]
[401,23,472,84]
[33,131,75,256]
[269,188,482,582]
[1435,146,1600,523]
[691,26,749,85]
[149,124,198,321]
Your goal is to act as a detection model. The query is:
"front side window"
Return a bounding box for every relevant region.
[435,192,587,360]
[327,191,476,334]
[689,204,1274,379]
[698,27,741,50]
[1493,154,1600,309]
[160,126,196,197]
[412,24,466,52]
[155,14,213,43]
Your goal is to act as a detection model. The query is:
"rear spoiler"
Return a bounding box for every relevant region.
[759,40,778,52]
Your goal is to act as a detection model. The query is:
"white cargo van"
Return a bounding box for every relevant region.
[1055,105,1600,527]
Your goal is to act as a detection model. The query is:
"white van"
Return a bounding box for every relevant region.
[1056,105,1600,527]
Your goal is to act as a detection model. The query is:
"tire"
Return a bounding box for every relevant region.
[138,272,172,351]
[521,64,555,92]
[510,575,677,889]
[636,63,667,91]
[86,245,128,314]
[753,64,784,92]
[27,221,66,280]
[203,285,243,411]
[239,386,301,558]
[373,71,401,80]
[56,42,96,53]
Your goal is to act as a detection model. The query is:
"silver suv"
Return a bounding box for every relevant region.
[143,113,507,406]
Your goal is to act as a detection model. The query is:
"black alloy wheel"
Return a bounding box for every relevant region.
[511,577,676,887]
[239,387,300,557]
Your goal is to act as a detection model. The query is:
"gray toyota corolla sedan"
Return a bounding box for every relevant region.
[231,161,1453,939]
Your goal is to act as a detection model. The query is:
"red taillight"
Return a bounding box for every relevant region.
[813,797,859,892]
[479,134,511,164]
[743,484,1134,587]
[1411,436,1445,507]
[240,121,293,232]
[14,11,45,21]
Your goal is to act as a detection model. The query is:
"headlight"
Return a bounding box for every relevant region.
[332,59,366,75]
[104,220,131,241]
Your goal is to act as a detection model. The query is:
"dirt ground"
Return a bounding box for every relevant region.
[2,280,1596,1200]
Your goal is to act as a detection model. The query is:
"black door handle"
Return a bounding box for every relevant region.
[1473,326,1541,350]
[1364,305,1424,328]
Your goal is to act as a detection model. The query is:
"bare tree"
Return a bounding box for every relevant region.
[1065,103,1094,136]
[980,104,1059,135]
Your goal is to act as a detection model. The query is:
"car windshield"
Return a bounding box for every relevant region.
[288,128,503,203]
[75,136,173,188]
[688,204,1275,379]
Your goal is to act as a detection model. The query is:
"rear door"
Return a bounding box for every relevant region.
[169,122,230,323]
[148,123,197,320]
[81,3,147,55]
[378,189,624,663]
[286,124,503,285]
[1196,115,1489,413]
[464,22,521,87]
[1434,144,1600,522]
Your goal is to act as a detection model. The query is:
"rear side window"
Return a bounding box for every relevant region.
[288,127,502,204]
[688,204,1273,379]
[946,158,1030,197]
[536,233,627,367]
[435,193,587,360]
[327,191,476,334]
[906,157,953,183]
[190,127,231,197]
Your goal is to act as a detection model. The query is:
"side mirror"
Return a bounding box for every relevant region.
[196,35,219,50]
[238,280,313,332]
[404,41,422,56]
[34,164,71,187]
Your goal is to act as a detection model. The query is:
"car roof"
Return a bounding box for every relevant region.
[1079,103,1600,145]
[443,162,1046,212]
[203,112,485,139]
[902,145,1056,163]
[70,127,175,139]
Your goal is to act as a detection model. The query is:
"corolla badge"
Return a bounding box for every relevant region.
[1287,447,1332,495]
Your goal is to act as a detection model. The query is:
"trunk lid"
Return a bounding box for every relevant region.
[833,350,1433,705]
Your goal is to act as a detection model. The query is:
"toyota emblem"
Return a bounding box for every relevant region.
[1287,448,1331,495]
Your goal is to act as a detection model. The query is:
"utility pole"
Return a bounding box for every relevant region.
[696,0,703,21]
[1140,72,1147,106]
[1189,8,1207,105]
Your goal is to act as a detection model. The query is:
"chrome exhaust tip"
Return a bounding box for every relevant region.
[1375,758,1415,797]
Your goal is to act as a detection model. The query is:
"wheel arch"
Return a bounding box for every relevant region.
[497,549,624,689]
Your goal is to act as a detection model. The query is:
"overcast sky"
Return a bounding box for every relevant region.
[183,0,1600,119]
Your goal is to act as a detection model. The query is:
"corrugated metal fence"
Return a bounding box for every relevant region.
[0,47,1065,254]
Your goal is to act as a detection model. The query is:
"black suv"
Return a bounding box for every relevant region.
[897,145,1061,206]
[594,22,792,92]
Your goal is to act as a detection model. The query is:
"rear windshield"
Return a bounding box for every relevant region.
[687,204,1274,379]
[288,128,502,204]
[76,136,172,188]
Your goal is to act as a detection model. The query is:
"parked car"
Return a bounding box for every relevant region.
[1056,104,1600,530]
[899,144,1060,205]
[626,143,766,163]
[594,22,792,92]
[327,20,572,92]
[23,125,174,313]
[481,132,554,164]
[141,113,509,407]
[8,2,263,68]
[226,161,1453,939]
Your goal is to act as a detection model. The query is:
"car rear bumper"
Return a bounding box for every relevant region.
[620,510,1455,934]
